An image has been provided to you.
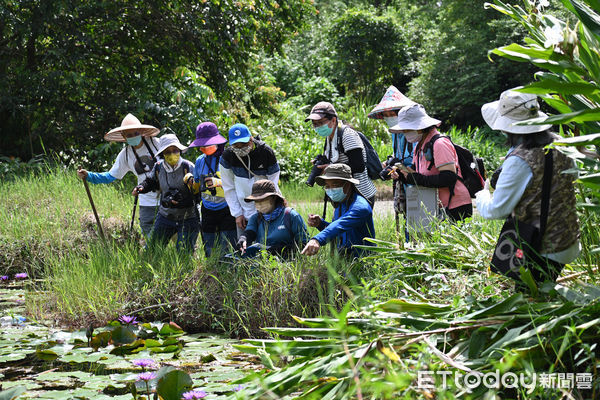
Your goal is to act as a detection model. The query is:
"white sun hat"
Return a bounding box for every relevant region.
[104,113,160,142]
[481,88,552,134]
[155,134,187,155]
[389,103,441,132]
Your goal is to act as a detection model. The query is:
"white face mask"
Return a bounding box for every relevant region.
[403,130,421,143]
[383,116,398,129]
[255,198,276,214]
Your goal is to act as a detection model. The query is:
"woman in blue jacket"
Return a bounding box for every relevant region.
[236,180,309,259]
[301,163,375,258]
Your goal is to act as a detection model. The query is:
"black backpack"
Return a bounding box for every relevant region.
[423,134,486,198]
[337,125,383,180]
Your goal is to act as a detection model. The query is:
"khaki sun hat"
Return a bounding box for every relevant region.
[389,104,441,133]
[315,163,359,186]
[104,113,160,142]
[244,179,285,202]
[481,88,552,134]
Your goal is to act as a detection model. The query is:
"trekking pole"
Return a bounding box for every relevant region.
[129,194,138,234]
[79,166,105,241]
[393,180,400,234]
[321,193,328,220]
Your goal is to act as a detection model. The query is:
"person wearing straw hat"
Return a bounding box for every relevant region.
[187,122,237,257]
[134,134,200,253]
[368,85,415,232]
[477,88,580,283]
[301,164,375,258]
[76,113,161,237]
[390,104,473,222]
[305,101,377,208]
[219,123,280,238]
[235,180,309,259]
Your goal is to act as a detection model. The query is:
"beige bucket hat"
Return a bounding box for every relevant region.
[104,113,160,142]
[315,163,359,186]
[481,88,552,134]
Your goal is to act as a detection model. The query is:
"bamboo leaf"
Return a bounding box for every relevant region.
[375,299,451,315]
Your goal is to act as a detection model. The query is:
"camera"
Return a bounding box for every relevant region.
[199,174,217,196]
[379,156,402,180]
[306,154,330,187]
[161,189,193,208]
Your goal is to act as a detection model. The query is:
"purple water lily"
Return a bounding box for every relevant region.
[132,358,156,369]
[0,275,8,281]
[118,315,138,325]
[137,372,157,381]
[182,390,207,399]
[234,384,244,392]
[14,273,28,279]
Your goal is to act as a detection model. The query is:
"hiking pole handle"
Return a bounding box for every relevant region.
[130,194,138,233]
[79,165,105,241]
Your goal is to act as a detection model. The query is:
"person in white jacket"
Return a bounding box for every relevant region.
[219,123,280,237]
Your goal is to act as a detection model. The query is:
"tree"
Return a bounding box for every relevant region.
[0,0,313,159]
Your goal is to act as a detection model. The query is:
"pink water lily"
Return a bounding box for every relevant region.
[182,389,207,399]
[137,372,157,381]
[132,358,156,369]
[118,315,138,325]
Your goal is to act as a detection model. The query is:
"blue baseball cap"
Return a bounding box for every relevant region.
[228,123,251,145]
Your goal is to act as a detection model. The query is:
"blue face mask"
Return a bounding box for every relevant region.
[126,136,142,146]
[314,124,333,137]
[325,187,346,202]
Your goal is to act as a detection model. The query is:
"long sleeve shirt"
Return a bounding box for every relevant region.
[313,193,375,257]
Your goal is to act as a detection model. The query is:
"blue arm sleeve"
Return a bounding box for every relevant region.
[312,203,369,245]
[86,172,117,184]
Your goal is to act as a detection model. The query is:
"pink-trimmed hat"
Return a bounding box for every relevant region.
[367,86,415,119]
[188,122,227,148]
[104,113,159,142]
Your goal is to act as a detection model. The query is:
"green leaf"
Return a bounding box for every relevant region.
[374,299,451,315]
[514,108,600,125]
[156,370,193,400]
[35,349,59,361]
[90,331,112,350]
[0,387,27,400]
[570,0,600,37]
[519,80,600,96]
[159,322,184,337]
[111,326,137,345]
[553,132,600,146]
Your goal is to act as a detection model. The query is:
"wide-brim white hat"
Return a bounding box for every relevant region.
[367,85,415,119]
[481,88,552,134]
[155,134,187,155]
[390,104,441,132]
[104,113,160,142]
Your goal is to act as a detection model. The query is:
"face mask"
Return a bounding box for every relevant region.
[314,124,333,137]
[164,153,180,166]
[232,143,252,157]
[383,116,398,129]
[255,198,275,214]
[325,187,346,202]
[201,145,217,155]
[403,130,421,143]
[126,136,142,147]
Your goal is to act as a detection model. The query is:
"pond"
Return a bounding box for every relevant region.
[0,285,260,399]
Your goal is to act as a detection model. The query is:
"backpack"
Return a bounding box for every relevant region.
[423,134,486,198]
[337,125,383,180]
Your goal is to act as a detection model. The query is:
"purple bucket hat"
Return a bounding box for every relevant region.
[188,122,227,148]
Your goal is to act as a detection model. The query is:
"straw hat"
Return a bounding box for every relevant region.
[315,163,359,186]
[389,104,441,132]
[368,86,415,119]
[104,113,160,142]
[481,88,552,134]
[244,180,284,202]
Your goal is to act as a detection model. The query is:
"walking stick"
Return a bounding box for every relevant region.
[393,179,400,234]
[79,167,105,241]
[321,192,328,220]
[130,194,138,234]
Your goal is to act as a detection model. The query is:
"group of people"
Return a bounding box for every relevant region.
[77,84,581,286]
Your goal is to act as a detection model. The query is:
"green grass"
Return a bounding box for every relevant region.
[2,162,599,339]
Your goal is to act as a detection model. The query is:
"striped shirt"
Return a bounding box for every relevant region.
[325,126,377,200]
